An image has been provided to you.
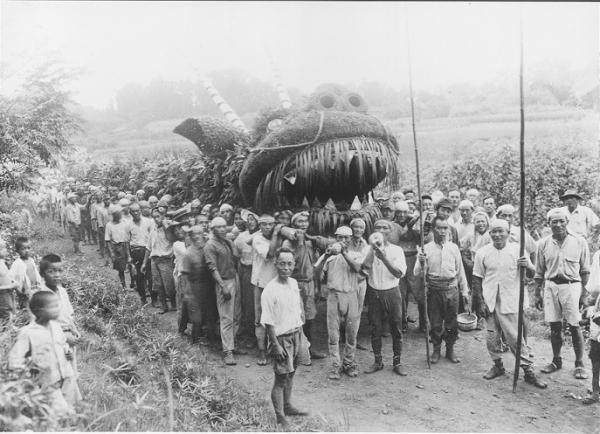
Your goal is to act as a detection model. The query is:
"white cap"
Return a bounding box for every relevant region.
[334,226,352,236]
[547,207,569,222]
[489,219,509,231]
[394,200,410,212]
[497,204,515,215]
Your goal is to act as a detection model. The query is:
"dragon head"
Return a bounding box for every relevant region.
[174,83,401,232]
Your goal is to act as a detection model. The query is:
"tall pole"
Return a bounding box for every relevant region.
[264,44,293,109]
[406,15,430,369]
[513,14,526,393]
[202,77,249,134]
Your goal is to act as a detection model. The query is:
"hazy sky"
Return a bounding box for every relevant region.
[1,1,597,108]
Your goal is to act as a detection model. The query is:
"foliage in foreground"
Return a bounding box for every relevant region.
[0,229,335,431]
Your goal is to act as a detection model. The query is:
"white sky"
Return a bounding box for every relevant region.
[1,1,597,108]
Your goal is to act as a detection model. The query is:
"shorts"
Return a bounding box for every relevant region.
[269,329,302,375]
[543,281,581,326]
[589,340,600,362]
[298,280,316,321]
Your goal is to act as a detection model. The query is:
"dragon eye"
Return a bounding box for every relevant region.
[267,118,283,131]
[319,95,336,109]
[346,93,368,112]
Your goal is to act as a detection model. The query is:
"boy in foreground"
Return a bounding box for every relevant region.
[261,247,309,428]
[9,291,78,415]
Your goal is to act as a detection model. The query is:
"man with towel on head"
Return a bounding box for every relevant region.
[472,218,547,388]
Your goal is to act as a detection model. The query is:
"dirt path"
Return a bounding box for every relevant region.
[78,243,599,433]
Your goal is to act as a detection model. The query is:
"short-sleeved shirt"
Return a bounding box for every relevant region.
[173,241,187,276]
[324,254,356,293]
[260,277,304,336]
[473,242,528,314]
[456,221,475,250]
[105,221,130,243]
[128,217,153,248]
[535,233,590,282]
[181,243,210,283]
[204,237,238,280]
[414,241,469,296]
[147,226,173,258]
[251,233,277,288]
[366,243,407,290]
[346,237,369,284]
[560,205,600,239]
[233,230,254,266]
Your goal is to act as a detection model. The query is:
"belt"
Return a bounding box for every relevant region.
[427,277,458,291]
[278,327,302,338]
[130,245,146,250]
[404,251,418,257]
[151,255,173,260]
[548,277,579,285]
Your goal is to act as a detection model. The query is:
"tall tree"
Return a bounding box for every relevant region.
[0,63,82,191]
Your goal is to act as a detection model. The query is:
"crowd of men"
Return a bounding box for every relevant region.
[43,182,600,425]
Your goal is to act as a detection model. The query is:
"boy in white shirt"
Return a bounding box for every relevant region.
[10,236,42,308]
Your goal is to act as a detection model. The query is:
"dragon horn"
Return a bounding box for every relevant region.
[202,77,249,133]
[264,46,292,109]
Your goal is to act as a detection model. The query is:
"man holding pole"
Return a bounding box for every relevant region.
[415,216,469,364]
[472,219,547,388]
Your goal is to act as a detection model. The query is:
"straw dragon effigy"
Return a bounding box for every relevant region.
[174,81,401,234]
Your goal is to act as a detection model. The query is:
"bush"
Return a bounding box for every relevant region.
[424,143,600,233]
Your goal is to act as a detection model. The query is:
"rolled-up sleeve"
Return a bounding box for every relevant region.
[260,292,275,326]
[534,241,546,281]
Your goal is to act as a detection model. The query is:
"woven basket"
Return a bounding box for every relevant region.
[457,312,478,332]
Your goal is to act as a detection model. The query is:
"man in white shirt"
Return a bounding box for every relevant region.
[261,247,308,429]
[559,189,600,240]
[251,214,281,365]
[472,219,546,388]
[128,203,154,305]
[361,219,408,376]
[415,216,469,364]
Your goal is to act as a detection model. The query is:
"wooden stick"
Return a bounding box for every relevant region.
[406,14,430,369]
[513,13,526,393]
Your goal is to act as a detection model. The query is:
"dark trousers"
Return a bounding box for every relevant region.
[130,247,149,302]
[428,287,459,348]
[97,226,106,258]
[367,286,403,364]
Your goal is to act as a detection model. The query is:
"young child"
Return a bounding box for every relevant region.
[8,291,77,415]
[0,239,18,322]
[38,253,82,405]
[10,236,42,308]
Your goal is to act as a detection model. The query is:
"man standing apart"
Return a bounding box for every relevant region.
[205,217,245,365]
[361,219,408,376]
[415,216,469,364]
[261,247,308,429]
[559,189,600,240]
[472,219,547,388]
[535,208,591,380]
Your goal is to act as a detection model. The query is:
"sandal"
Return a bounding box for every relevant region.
[574,366,589,380]
[257,358,268,366]
[582,395,599,405]
[541,362,561,374]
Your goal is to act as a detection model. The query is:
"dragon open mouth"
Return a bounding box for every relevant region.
[254,136,399,211]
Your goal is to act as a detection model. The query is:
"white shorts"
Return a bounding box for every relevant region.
[543,281,582,326]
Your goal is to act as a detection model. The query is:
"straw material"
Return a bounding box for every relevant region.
[173,116,248,157]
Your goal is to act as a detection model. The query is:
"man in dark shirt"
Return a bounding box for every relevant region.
[180,225,217,347]
[204,217,243,365]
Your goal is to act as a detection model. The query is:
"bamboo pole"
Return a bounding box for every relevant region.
[406,14,430,369]
[513,14,526,393]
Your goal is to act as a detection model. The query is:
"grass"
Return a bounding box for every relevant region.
[1,221,337,431]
